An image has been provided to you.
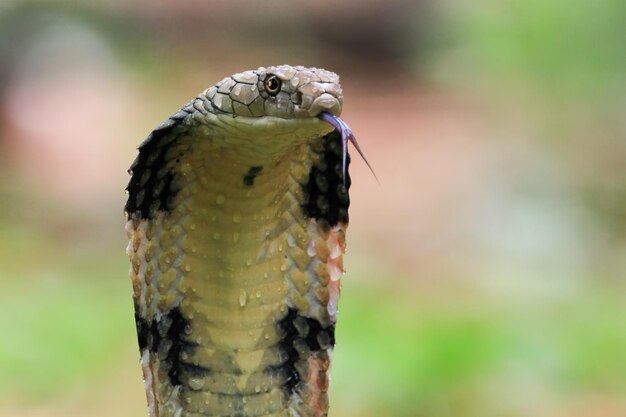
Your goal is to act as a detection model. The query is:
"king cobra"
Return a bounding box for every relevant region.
[125,65,369,417]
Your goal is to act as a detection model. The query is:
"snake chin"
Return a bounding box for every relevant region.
[208,113,336,151]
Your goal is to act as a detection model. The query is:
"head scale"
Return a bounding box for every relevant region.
[204,65,343,119]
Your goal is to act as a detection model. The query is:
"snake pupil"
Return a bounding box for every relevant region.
[264,75,281,95]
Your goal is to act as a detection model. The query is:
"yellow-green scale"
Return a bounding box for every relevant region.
[161,137,316,416]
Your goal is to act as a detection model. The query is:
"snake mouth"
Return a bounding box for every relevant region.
[317,112,378,184]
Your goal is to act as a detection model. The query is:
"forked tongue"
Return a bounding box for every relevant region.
[318,112,378,184]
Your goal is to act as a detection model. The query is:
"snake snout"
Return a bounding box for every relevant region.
[308,93,342,117]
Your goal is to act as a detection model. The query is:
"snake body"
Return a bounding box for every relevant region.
[125,66,352,417]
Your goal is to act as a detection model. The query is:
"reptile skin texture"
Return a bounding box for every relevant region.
[125,66,351,417]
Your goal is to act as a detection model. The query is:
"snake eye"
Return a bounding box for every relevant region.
[264,75,281,96]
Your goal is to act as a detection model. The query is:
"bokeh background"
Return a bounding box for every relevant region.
[1,1,625,416]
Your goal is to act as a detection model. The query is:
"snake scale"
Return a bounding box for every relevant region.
[125,65,362,417]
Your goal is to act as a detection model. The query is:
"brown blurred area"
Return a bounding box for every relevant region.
[1,1,625,416]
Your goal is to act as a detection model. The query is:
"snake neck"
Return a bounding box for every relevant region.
[127,130,349,417]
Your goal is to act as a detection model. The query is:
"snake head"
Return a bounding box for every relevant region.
[204,65,343,119]
[200,65,375,182]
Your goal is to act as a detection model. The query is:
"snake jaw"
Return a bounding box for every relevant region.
[318,112,378,184]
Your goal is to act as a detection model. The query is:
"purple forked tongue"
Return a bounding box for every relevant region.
[318,112,378,184]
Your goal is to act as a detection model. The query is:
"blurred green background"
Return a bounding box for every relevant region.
[0,1,625,416]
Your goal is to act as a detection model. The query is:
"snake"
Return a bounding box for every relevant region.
[125,65,369,417]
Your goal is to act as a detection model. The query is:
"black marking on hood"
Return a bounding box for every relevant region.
[243,165,263,186]
[133,304,209,386]
[159,307,209,386]
[301,130,351,230]
[274,307,335,397]
[125,110,190,220]
[134,302,150,352]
